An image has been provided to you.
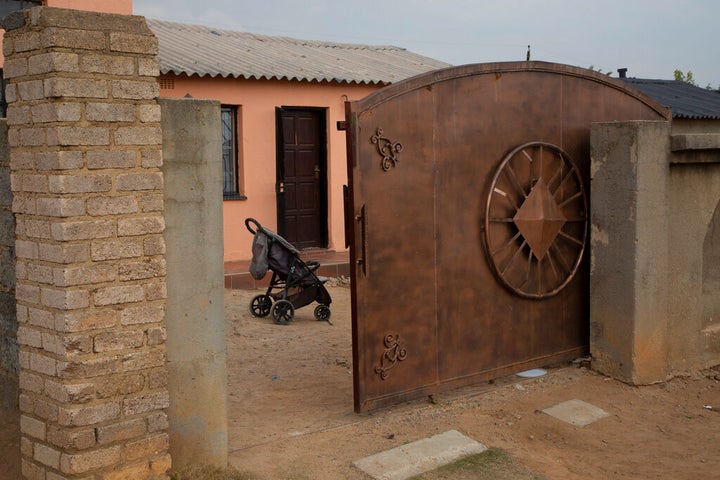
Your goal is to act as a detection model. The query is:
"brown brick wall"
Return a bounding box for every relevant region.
[4,6,170,479]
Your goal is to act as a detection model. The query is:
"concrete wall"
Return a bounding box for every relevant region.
[159,74,379,261]
[672,118,720,134]
[160,97,227,469]
[4,7,170,478]
[591,119,720,383]
[669,119,720,375]
[667,123,720,374]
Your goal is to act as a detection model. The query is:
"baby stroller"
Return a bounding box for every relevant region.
[245,218,332,325]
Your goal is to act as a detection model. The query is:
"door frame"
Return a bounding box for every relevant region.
[275,106,329,248]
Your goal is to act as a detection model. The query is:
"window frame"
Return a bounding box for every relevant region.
[0,69,6,118]
[221,105,246,200]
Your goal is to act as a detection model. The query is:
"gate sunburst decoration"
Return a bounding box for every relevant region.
[484,141,588,299]
[370,127,403,171]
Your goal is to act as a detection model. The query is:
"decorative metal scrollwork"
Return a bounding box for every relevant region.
[374,334,407,380]
[484,141,588,299]
[371,128,403,171]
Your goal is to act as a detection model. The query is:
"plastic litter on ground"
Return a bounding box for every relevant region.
[516,368,547,378]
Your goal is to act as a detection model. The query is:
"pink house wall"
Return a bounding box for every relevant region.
[45,0,133,14]
[159,75,379,261]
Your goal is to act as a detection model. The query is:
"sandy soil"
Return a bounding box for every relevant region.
[225,284,720,480]
[0,374,20,480]
[2,284,719,480]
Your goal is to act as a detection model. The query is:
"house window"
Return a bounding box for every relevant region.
[158,77,175,90]
[222,106,245,200]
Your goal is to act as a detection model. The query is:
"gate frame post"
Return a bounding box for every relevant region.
[590,120,672,384]
[160,97,228,469]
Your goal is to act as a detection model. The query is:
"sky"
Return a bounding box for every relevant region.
[133,0,720,88]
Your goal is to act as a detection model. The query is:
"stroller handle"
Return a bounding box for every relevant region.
[245,218,261,235]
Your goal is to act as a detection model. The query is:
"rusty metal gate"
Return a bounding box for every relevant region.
[344,62,669,412]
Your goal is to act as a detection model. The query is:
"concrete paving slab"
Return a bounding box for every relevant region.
[542,399,610,427]
[352,429,487,480]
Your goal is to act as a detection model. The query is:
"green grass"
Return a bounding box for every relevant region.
[410,448,546,480]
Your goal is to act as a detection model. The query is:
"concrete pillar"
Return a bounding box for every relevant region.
[590,120,671,384]
[4,7,171,478]
[160,98,227,468]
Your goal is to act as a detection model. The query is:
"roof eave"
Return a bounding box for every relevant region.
[159,68,389,86]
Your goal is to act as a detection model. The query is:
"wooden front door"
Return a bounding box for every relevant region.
[276,108,327,249]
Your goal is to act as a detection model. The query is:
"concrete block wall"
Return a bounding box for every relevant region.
[3,7,170,479]
[591,120,720,383]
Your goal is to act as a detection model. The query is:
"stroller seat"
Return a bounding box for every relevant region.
[245,218,333,325]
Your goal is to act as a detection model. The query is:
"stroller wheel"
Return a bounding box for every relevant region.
[314,305,332,324]
[272,300,294,325]
[250,294,272,318]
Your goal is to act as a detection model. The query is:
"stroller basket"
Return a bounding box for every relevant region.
[245,218,332,325]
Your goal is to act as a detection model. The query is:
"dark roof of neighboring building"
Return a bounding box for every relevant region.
[620,78,720,119]
[0,0,40,19]
[146,19,450,85]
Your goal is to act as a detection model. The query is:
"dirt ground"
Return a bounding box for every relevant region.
[0,374,20,480]
[225,284,720,480]
[2,284,719,479]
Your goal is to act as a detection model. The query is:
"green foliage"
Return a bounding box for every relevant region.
[674,69,718,90]
[410,448,546,479]
[588,65,613,76]
[674,69,697,86]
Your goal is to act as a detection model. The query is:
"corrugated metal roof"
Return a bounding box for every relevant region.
[147,19,450,85]
[621,78,720,120]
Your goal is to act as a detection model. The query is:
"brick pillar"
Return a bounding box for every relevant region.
[4,7,171,479]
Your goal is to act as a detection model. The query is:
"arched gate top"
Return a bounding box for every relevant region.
[352,61,671,121]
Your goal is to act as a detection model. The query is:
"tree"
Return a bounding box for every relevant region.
[674,69,718,90]
[674,69,697,86]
